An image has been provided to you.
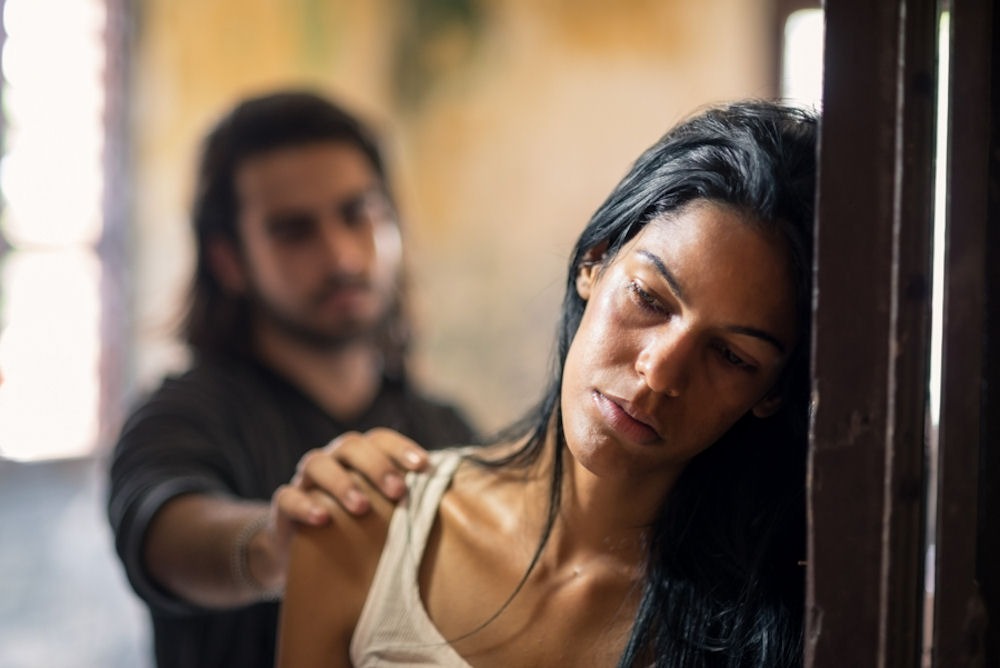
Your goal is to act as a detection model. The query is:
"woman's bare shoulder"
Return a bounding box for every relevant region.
[276,473,396,668]
[297,471,396,584]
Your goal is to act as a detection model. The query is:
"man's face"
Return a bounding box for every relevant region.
[229,141,402,349]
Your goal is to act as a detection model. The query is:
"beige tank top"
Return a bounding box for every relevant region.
[349,448,472,667]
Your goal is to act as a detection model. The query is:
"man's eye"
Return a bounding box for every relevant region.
[268,217,314,241]
[340,191,393,227]
[339,200,367,226]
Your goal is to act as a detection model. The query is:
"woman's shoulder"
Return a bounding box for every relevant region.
[278,473,399,667]
[286,449,469,597]
[295,470,399,579]
[293,447,467,560]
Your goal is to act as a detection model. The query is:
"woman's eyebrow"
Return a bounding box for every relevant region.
[637,249,787,354]
[725,325,787,354]
[637,249,687,302]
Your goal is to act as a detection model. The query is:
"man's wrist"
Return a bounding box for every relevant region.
[230,512,283,602]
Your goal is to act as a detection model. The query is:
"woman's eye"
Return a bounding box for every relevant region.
[722,348,744,366]
[627,281,666,314]
[716,344,755,371]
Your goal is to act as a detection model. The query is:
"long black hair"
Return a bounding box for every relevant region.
[182,89,410,372]
[478,101,818,667]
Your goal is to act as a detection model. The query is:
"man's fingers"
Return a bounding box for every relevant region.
[328,429,429,471]
[273,484,328,525]
[291,429,430,514]
[279,464,370,519]
[299,451,373,512]
[368,427,430,469]
[326,429,429,497]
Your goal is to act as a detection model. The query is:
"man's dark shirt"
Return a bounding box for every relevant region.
[107,355,476,668]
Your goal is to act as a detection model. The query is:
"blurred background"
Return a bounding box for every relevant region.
[0,0,821,665]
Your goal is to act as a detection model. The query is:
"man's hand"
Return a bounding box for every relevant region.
[143,429,429,607]
[249,429,429,592]
[279,428,428,521]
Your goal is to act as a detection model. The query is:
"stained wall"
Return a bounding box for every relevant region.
[130,0,775,434]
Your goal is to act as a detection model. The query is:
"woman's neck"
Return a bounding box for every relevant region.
[518,431,676,574]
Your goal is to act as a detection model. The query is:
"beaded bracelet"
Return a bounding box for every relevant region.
[230,512,283,602]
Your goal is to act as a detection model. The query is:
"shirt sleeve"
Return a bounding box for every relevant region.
[106,374,241,617]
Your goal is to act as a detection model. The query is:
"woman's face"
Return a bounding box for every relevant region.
[560,200,798,483]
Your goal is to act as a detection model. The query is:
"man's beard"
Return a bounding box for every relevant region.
[247,278,394,353]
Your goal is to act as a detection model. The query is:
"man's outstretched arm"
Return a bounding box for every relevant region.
[141,429,428,608]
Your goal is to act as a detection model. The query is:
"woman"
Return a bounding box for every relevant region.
[277,100,817,667]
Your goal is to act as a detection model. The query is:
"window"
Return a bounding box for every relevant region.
[0,0,115,461]
[781,8,824,109]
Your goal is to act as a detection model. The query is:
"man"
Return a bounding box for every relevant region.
[108,90,476,668]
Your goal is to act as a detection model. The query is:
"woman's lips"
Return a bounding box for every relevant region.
[592,391,661,445]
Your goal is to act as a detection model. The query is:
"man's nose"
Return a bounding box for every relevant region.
[318,219,371,274]
[636,325,695,397]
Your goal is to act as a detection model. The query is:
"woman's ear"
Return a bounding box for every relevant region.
[207,238,247,294]
[751,393,784,418]
[575,244,608,300]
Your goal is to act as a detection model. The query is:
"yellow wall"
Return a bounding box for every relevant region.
[131,0,774,434]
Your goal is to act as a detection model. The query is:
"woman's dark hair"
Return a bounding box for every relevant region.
[479,101,818,667]
[182,89,409,370]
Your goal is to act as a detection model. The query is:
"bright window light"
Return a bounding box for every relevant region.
[0,0,107,461]
[782,9,825,109]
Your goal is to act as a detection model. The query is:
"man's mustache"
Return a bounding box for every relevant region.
[310,274,372,304]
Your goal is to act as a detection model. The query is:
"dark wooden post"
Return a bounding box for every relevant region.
[930,0,998,665]
[807,0,937,665]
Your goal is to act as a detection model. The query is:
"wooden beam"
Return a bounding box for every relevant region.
[931,0,996,664]
[807,0,936,664]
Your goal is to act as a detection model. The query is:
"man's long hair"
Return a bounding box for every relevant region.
[181,90,409,373]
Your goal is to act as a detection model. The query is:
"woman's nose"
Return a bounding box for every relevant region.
[636,326,695,397]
